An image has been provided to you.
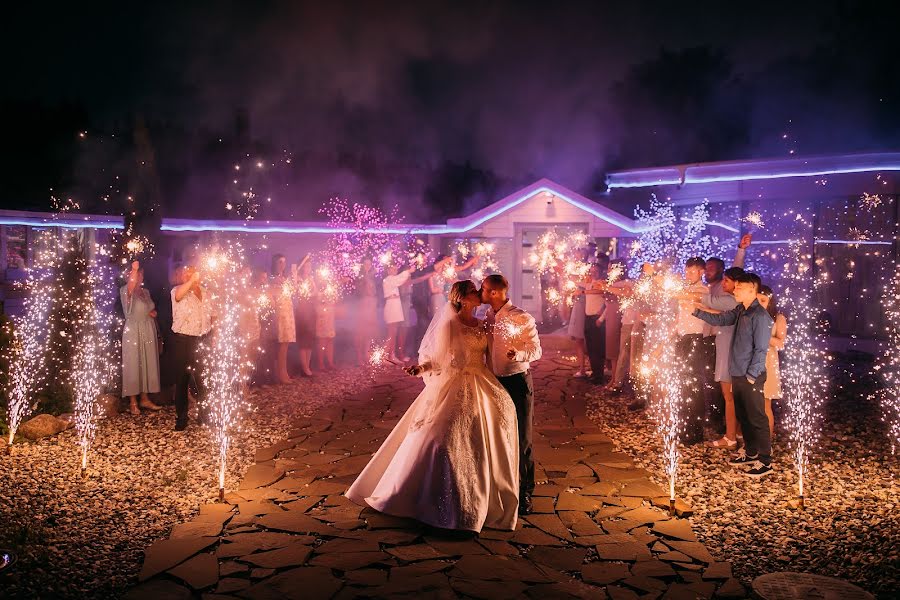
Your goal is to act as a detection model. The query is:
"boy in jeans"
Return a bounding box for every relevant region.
[691,272,774,477]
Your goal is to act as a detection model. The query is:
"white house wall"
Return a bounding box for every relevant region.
[476,192,628,238]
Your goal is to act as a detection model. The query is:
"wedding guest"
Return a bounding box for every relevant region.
[699,234,751,445]
[693,272,774,478]
[604,261,623,386]
[604,264,640,393]
[355,257,379,366]
[427,256,452,318]
[170,264,212,431]
[758,285,786,439]
[316,286,337,371]
[293,254,316,377]
[675,257,709,445]
[567,270,589,377]
[120,261,162,415]
[270,254,294,384]
[583,263,607,384]
[382,262,416,362]
[238,265,262,396]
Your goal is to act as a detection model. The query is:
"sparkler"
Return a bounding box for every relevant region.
[200,242,254,500]
[368,342,402,370]
[860,192,883,211]
[780,241,828,508]
[872,262,900,453]
[493,317,525,345]
[319,198,403,279]
[3,232,56,450]
[741,211,766,230]
[606,263,624,286]
[636,267,687,514]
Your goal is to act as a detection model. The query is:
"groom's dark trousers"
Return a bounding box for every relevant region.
[497,370,535,499]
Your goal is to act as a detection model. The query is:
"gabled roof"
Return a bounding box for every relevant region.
[606,151,900,188]
[1,178,642,234]
[444,178,642,233]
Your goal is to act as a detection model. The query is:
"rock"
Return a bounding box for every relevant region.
[618,506,669,524]
[139,536,218,581]
[554,494,603,512]
[18,414,68,440]
[527,547,587,571]
[239,464,284,490]
[239,543,313,568]
[665,541,716,564]
[595,542,652,561]
[524,514,574,541]
[96,393,121,418]
[630,559,676,578]
[715,577,745,598]
[478,539,520,556]
[450,578,528,599]
[510,526,564,546]
[581,562,630,585]
[525,581,608,600]
[385,544,455,562]
[309,551,391,571]
[167,552,219,590]
[124,579,192,600]
[618,480,667,498]
[702,562,732,580]
[345,569,388,586]
[449,555,555,583]
[651,496,694,517]
[652,519,697,541]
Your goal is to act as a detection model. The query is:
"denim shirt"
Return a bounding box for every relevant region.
[692,299,773,380]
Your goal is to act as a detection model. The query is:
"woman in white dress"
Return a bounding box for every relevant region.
[347,280,520,532]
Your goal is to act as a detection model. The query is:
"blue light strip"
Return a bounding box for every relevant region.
[607,157,900,188]
[753,239,893,246]
[161,186,648,234]
[0,217,124,230]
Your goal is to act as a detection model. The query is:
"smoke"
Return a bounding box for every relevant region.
[4,1,899,220]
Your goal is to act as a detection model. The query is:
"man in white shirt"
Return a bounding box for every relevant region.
[676,257,709,445]
[582,264,607,384]
[171,264,213,431]
[481,274,542,515]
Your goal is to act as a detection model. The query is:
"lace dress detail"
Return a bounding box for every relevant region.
[346,317,520,532]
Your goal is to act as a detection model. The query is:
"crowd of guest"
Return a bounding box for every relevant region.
[566,234,786,478]
[117,251,480,431]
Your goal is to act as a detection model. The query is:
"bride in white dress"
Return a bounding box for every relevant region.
[346,280,520,532]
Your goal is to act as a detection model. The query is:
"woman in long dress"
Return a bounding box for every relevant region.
[293,255,317,377]
[120,261,162,415]
[347,280,520,532]
[355,258,379,366]
[382,262,415,362]
[758,286,786,440]
[271,254,295,384]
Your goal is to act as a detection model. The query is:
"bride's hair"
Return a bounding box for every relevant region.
[448,280,475,313]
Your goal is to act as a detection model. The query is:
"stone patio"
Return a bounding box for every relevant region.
[127,347,747,599]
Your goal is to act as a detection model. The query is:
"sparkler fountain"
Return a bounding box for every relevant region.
[200,244,253,501]
[780,240,828,509]
[873,262,900,453]
[3,231,56,452]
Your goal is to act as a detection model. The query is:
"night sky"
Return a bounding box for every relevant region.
[2,1,898,220]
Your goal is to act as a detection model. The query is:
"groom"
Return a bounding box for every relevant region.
[481,274,542,515]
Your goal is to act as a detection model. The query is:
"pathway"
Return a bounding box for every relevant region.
[127,343,747,599]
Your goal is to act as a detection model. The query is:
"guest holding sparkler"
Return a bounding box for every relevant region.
[316,283,338,371]
[567,271,589,377]
[758,285,786,439]
[604,260,624,387]
[355,257,379,366]
[583,264,608,384]
[121,260,162,415]
[270,254,295,384]
[693,272,774,478]
[676,257,709,445]
[293,254,316,377]
[427,254,479,318]
[171,264,212,431]
[382,261,416,362]
[601,263,641,393]
[698,235,751,443]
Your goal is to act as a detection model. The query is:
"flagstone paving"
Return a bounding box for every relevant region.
[127,346,748,599]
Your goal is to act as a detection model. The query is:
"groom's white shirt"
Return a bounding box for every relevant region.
[487,301,542,377]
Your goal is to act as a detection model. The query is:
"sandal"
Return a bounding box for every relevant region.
[707,436,737,450]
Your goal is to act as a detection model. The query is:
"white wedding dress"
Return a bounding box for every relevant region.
[346,306,520,532]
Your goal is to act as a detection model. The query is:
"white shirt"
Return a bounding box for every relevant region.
[488,301,542,377]
[677,280,707,336]
[382,270,411,299]
[584,280,606,316]
[171,287,212,337]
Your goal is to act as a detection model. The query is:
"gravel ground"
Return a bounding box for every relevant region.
[586,354,900,599]
[0,369,365,599]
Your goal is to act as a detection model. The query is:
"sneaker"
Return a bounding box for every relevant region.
[746,463,773,478]
[729,450,759,468]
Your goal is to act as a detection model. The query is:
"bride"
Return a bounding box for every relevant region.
[346,280,520,532]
